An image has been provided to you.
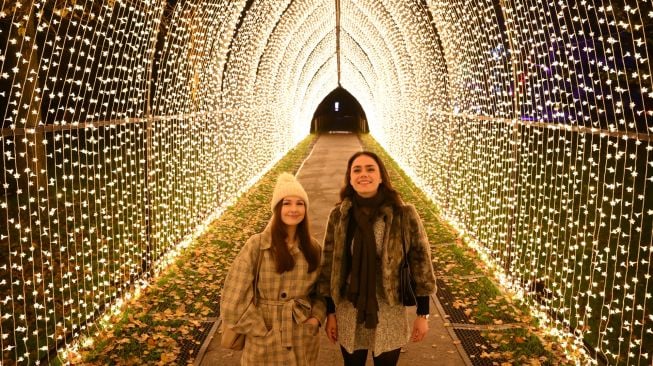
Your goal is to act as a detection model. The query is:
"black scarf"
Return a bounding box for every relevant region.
[345,191,387,328]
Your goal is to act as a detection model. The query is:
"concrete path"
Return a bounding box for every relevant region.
[198,133,468,365]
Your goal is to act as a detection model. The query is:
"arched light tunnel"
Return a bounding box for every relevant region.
[0,0,651,364]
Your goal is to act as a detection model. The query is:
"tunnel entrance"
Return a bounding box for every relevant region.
[311,87,368,133]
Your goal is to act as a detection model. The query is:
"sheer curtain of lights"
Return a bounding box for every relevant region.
[0,1,165,364]
[0,0,339,364]
[220,0,336,194]
[255,1,336,142]
[340,0,651,364]
[378,0,649,364]
[0,0,652,365]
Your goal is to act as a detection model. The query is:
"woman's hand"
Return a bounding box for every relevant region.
[325,313,338,343]
[411,316,429,342]
[303,317,320,326]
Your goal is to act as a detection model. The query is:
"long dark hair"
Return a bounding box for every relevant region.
[270,200,321,273]
[339,151,403,206]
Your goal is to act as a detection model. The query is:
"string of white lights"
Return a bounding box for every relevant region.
[422,0,652,364]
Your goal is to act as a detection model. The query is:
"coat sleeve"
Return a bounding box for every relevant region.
[309,239,327,324]
[405,205,437,296]
[220,234,268,337]
[317,207,338,299]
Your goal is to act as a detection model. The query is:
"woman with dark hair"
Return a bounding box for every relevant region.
[221,173,325,365]
[318,151,436,366]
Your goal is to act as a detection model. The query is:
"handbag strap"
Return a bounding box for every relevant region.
[252,234,263,306]
[400,206,410,269]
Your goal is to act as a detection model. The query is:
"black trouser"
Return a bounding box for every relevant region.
[340,346,401,366]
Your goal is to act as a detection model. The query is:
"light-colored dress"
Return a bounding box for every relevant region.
[337,219,411,355]
[221,230,326,365]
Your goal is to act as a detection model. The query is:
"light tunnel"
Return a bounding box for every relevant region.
[0,0,651,364]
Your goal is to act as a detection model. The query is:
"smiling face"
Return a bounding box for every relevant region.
[280,196,306,227]
[349,154,382,198]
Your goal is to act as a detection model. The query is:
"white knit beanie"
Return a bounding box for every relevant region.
[271,172,309,212]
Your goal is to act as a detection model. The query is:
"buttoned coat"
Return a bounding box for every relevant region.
[221,228,326,365]
[318,198,436,307]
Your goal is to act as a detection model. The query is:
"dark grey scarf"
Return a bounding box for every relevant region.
[345,191,387,328]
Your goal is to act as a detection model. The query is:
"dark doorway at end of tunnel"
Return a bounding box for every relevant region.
[311,87,369,133]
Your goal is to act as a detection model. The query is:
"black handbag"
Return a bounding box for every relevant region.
[399,209,417,306]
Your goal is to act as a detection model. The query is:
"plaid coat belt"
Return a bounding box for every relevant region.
[258,297,311,348]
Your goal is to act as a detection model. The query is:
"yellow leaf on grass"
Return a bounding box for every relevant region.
[175,304,187,316]
[147,338,157,347]
[464,309,472,316]
[159,352,177,364]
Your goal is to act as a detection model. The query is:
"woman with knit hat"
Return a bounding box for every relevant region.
[318,151,436,366]
[220,173,325,365]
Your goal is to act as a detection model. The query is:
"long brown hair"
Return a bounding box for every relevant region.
[270,200,321,273]
[339,151,403,206]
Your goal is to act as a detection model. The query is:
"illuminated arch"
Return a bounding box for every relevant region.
[0,1,650,364]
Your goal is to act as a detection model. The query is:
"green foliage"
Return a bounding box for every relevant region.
[432,244,486,277]
[480,328,560,365]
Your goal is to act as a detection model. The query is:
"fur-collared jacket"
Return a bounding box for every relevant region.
[318,198,436,305]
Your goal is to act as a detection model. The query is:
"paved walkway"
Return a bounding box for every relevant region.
[198,133,469,365]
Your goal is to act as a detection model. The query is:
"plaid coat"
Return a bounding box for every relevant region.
[220,228,326,365]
